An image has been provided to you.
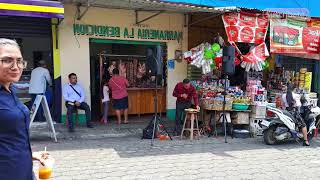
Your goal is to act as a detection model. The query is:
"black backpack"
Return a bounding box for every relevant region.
[142,119,158,139]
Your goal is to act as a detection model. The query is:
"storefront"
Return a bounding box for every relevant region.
[0,0,64,122]
[180,7,320,138]
[58,3,190,122]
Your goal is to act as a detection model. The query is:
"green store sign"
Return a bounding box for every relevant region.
[73,24,183,42]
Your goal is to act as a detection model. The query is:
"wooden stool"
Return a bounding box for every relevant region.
[181,109,201,140]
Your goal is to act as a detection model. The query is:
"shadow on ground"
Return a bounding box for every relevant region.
[30,116,320,159]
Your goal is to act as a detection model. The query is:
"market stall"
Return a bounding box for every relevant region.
[182,10,272,138]
[94,42,167,117]
[183,9,320,138]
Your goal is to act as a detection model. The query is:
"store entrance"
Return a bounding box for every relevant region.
[0,16,54,117]
[89,39,167,122]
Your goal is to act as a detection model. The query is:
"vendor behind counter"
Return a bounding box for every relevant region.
[229,66,246,91]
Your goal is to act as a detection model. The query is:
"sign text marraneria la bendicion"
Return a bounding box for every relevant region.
[73,24,183,42]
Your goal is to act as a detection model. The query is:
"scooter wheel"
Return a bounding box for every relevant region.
[264,126,277,145]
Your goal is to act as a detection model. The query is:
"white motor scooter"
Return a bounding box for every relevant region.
[259,105,320,145]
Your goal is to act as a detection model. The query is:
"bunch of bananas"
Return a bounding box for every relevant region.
[233,97,251,104]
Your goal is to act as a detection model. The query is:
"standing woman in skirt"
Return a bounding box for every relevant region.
[108,68,129,124]
[0,38,47,180]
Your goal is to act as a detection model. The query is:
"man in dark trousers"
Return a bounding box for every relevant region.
[173,79,199,136]
[63,73,93,132]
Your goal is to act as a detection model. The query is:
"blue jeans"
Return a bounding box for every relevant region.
[30,94,45,122]
[175,101,192,134]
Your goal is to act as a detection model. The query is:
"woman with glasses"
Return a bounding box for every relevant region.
[0,38,48,179]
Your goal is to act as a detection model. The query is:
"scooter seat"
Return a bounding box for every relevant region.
[282,110,296,120]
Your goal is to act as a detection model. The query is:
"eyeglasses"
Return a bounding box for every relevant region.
[0,57,27,69]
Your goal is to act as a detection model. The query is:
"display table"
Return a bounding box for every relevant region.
[203,108,251,137]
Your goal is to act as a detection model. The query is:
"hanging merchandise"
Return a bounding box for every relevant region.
[213,33,225,47]
[263,61,269,70]
[204,47,214,60]
[184,42,223,74]
[214,50,223,70]
[241,43,270,71]
[183,43,205,67]
[211,43,221,52]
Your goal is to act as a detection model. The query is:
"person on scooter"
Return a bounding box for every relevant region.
[281,84,310,146]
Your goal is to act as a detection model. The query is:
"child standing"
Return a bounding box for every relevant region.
[101,80,110,124]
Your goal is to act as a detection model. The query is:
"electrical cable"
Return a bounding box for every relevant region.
[73,7,81,48]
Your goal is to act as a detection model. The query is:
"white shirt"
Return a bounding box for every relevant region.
[282,93,301,108]
[29,67,52,94]
[63,83,85,103]
[102,85,110,103]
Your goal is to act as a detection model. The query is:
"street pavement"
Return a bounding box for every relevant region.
[30,122,320,180]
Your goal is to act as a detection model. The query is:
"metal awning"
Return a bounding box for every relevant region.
[0,0,64,18]
[161,0,320,17]
[61,0,235,13]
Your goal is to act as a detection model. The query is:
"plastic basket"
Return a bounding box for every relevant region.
[250,104,266,118]
[250,118,264,137]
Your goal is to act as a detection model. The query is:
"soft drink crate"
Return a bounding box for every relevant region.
[250,118,264,137]
[306,98,318,108]
[250,104,266,119]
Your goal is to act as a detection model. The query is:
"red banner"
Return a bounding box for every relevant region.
[222,12,269,44]
[270,17,320,56]
[243,43,269,63]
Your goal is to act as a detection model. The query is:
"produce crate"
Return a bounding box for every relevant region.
[231,112,249,124]
[306,98,318,108]
[250,118,264,137]
[250,104,266,118]
[201,98,233,111]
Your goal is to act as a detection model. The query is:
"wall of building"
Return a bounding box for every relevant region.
[58,4,188,119]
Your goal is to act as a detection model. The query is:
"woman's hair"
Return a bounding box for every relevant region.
[112,68,119,75]
[286,84,295,108]
[102,78,108,85]
[0,38,20,49]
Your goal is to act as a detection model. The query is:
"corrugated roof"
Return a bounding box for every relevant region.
[161,0,320,17]
[62,0,234,13]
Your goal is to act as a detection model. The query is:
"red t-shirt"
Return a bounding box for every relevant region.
[172,82,199,106]
[108,76,129,100]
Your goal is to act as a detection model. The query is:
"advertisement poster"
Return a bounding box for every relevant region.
[270,17,320,54]
[222,12,269,44]
[167,59,175,70]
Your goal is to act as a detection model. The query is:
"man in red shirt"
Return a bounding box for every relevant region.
[172,79,199,135]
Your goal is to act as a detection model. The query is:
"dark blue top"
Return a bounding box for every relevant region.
[0,85,33,180]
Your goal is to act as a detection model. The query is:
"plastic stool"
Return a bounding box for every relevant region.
[65,109,79,127]
[181,109,201,140]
